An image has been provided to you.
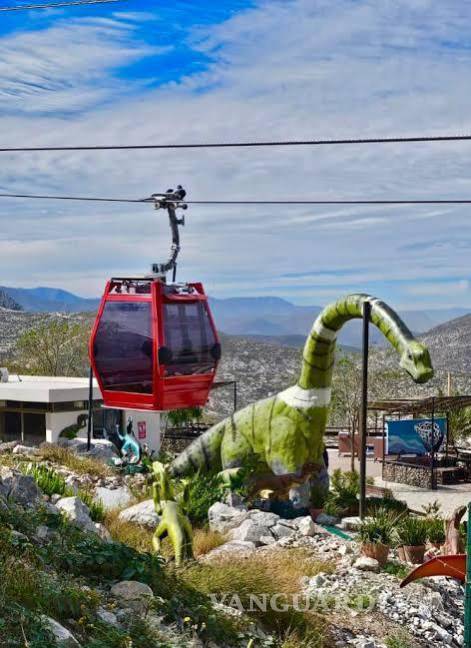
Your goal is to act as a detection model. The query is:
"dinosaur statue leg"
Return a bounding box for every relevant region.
[152,521,168,554]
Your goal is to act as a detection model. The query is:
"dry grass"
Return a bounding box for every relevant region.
[38,444,112,478]
[104,509,154,552]
[181,548,333,646]
[193,527,226,557]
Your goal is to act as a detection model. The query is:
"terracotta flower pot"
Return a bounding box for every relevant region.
[403,544,426,564]
[361,542,389,566]
[310,507,324,521]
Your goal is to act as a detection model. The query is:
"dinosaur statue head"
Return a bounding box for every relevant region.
[399,340,434,384]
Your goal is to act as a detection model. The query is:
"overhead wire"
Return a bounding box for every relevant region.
[1,133,471,152]
[0,0,127,10]
[1,192,471,206]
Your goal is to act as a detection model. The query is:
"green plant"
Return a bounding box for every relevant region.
[386,629,415,648]
[381,561,410,579]
[422,499,442,518]
[311,483,328,509]
[183,470,226,525]
[21,463,69,497]
[323,495,341,517]
[328,469,361,512]
[366,496,408,515]
[426,517,445,545]
[358,508,401,545]
[77,490,105,523]
[396,516,428,547]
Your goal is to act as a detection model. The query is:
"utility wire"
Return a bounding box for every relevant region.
[2,192,471,205]
[0,0,126,11]
[1,133,471,152]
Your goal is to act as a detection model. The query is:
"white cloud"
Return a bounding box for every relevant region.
[0,1,471,309]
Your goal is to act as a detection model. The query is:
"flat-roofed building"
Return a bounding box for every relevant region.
[0,373,161,451]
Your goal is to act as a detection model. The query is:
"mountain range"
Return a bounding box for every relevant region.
[1,286,470,348]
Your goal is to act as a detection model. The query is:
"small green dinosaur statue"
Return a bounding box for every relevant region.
[170,294,434,509]
[151,461,194,565]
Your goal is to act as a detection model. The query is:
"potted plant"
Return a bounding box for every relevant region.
[358,508,398,566]
[396,516,428,564]
[426,517,445,551]
[309,483,327,520]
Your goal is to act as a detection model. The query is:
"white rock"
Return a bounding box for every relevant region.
[110,580,154,614]
[96,607,120,627]
[259,534,276,545]
[94,486,133,511]
[56,496,95,533]
[246,510,280,527]
[271,523,296,540]
[230,519,271,545]
[202,540,257,561]
[340,516,362,531]
[338,543,353,556]
[315,512,340,525]
[94,522,112,542]
[118,499,160,529]
[43,617,81,647]
[353,556,380,573]
[12,444,34,455]
[208,502,248,533]
[297,516,317,536]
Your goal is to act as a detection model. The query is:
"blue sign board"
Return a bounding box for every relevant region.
[386,417,447,455]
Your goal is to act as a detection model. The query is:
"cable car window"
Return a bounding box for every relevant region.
[93,302,153,393]
[162,301,218,376]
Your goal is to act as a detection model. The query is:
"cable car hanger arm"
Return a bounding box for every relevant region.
[150,186,187,281]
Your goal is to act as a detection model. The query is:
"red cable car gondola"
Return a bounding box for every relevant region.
[89,187,221,411]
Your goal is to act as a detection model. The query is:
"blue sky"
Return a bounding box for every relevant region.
[1,0,471,309]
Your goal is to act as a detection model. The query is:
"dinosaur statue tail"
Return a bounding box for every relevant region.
[169,419,225,478]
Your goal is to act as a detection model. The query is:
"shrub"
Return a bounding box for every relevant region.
[396,516,428,547]
[366,496,408,515]
[77,490,105,523]
[358,508,402,545]
[21,463,69,497]
[183,471,226,525]
[426,517,445,545]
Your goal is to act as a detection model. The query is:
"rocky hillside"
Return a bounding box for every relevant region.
[422,314,471,373]
[0,288,22,311]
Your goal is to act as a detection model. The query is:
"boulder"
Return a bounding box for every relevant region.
[271,523,296,540]
[96,607,120,628]
[208,502,248,533]
[315,512,340,526]
[119,499,160,529]
[230,519,272,545]
[0,467,41,506]
[0,441,18,454]
[353,556,380,573]
[55,496,96,533]
[246,510,280,527]
[296,516,317,536]
[12,444,36,456]
[94,486,133,511]
[110,580,154,614]
[94,522,112,542]
[202,540,257,561]
[43,617,81,647]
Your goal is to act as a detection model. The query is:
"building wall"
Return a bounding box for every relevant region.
[45,410,88,444]
[123,410,161,453]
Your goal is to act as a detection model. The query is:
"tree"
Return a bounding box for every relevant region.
[13,319,90,376]
[330,351,403,470]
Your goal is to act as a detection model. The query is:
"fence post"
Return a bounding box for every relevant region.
[465,502,471,648]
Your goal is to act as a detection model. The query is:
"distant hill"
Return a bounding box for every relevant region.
[1,287,469,347]
[421,314,471,373]
[0,287,100,313]
[0,289,22,311]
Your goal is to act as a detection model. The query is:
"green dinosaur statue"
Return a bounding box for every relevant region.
[170,294,434,509]
[151,461,194,565]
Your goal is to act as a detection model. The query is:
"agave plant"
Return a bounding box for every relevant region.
[396,516,428,547]
[358,508,402,546]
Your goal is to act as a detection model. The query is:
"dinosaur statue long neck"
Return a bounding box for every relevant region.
[297,294,414,390]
